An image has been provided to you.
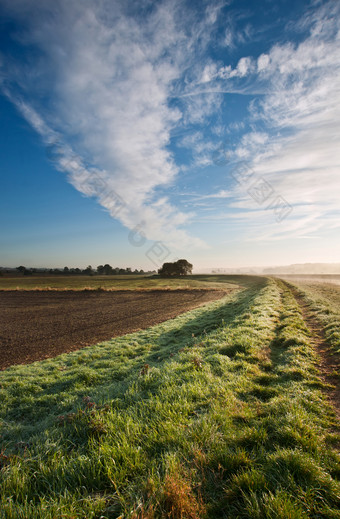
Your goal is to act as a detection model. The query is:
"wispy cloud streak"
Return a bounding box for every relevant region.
[0,0,212,248]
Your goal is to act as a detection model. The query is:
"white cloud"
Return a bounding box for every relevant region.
[199,189,233,200]
[204,1,340,242]
[235,56,252,77]
[196,56,255,85]
[181,91,222,125]
[224,29,233,47]
[185,189,233,203]
[200,63,218,83]
[0,0,208,249]
[257,53,270,72]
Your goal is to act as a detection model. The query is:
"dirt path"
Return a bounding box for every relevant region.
[289,286,340,421]
[0,289,227,370]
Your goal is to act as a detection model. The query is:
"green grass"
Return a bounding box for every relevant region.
[281,279,340,355]
[0,274,242,291]
[0,276,339,518]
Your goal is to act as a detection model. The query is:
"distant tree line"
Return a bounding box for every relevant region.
[10,265,155,276]
[3,260,193,277]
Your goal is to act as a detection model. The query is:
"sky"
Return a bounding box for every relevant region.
[0,0,339,271]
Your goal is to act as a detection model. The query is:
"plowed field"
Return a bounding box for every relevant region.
[0,289,226,369]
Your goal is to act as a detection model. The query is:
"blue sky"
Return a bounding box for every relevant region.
[1,0,339,270]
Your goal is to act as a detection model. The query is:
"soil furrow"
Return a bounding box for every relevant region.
[288,284,340,420]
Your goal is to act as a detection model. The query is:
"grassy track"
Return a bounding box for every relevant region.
[0,276,339,518]
[281,280,340,355]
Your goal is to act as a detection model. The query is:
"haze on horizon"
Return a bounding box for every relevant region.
[1,0,339,271]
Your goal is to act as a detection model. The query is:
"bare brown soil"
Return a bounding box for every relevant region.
[0,289,226,370]
[291,288,340,421]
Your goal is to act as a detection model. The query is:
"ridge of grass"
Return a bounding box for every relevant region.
[0,277,339,518]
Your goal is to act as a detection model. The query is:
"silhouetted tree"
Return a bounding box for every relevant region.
[103,264,113,275]
[84,265,94,276]
[158,262,177,277]
[158,259,193,277]
[176,259,193,276]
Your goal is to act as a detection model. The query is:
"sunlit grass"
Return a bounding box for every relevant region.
[0,276,339,518]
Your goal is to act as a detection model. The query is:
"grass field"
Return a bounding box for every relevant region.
[0,276,339,518]
[278,275,340,287]
[0,274,238,291]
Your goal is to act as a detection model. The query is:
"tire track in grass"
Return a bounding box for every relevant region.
[283,281,340,422]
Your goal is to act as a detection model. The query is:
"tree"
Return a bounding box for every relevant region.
[158,262,177,277]
[103,264,113,275]
[16,265,33,276]
[97,264,113,275]
[84,265,94,276]
[97,265,104,275]
[158,259,193,277]
[176,259,193,276]
[63,266,69,274]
